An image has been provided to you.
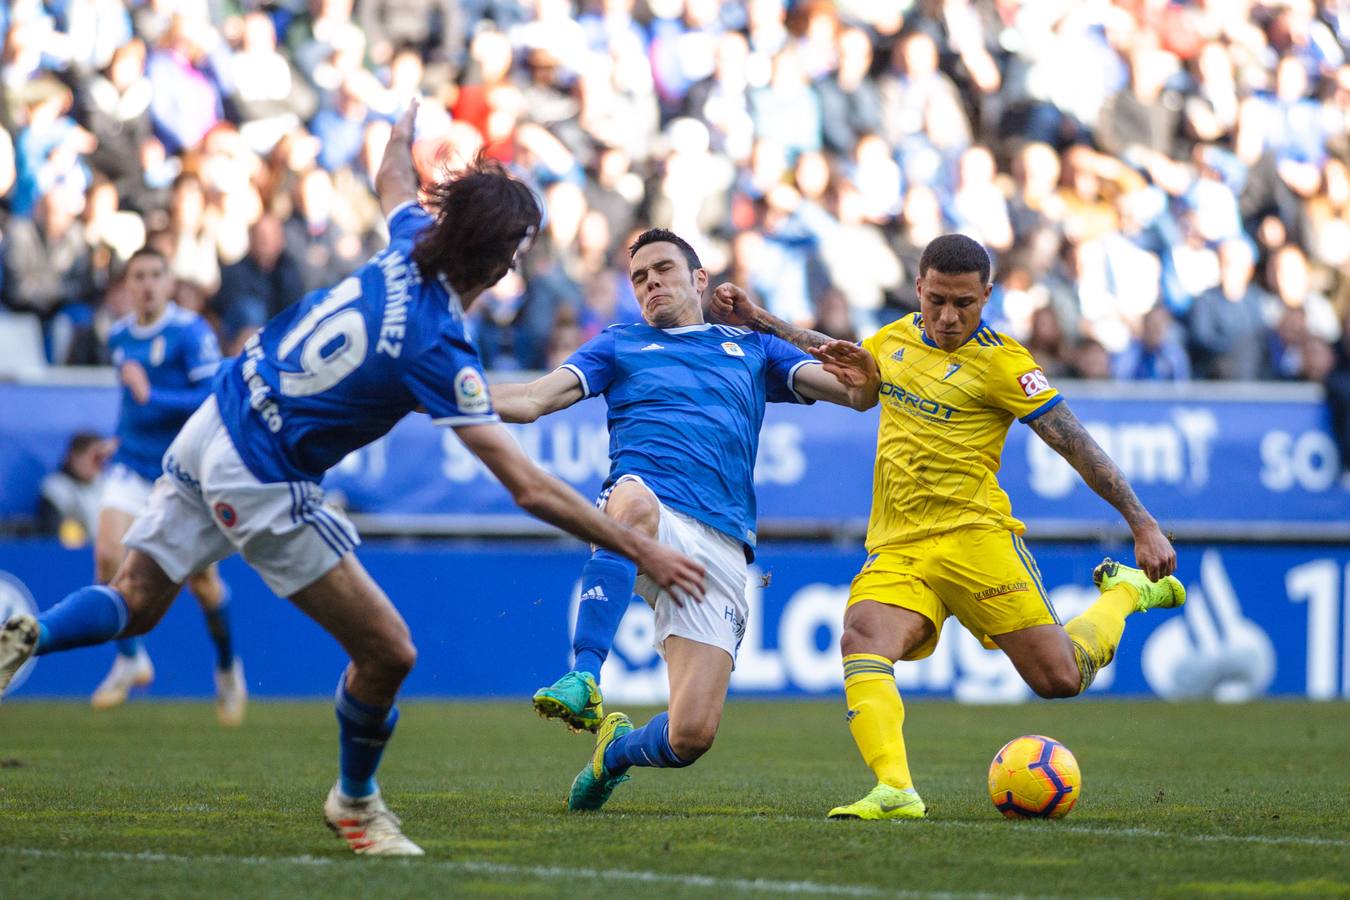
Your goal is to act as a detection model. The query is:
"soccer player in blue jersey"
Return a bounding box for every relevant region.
[92,247,246,724]
[491,228,877,811]
[0,102,705,856]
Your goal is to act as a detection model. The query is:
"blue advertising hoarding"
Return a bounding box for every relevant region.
[2,540,1347,702]
[1,380,1345,538]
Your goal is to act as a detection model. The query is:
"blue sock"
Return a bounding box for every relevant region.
[572,550,636,681]
[335,676,399,799]
[200,590,234,671]
[602,711,693,774]
[116,637,142,658]
[35,585,129,655]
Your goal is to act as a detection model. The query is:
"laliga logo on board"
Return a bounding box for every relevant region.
[0,571,38,693]
[1142,550,1275,702]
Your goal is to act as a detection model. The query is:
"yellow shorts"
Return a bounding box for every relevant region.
[847,526,1061,661]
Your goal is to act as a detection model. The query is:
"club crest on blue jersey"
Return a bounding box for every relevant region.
[721,341,745,357]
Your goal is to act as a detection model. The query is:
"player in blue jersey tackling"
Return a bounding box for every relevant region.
[93,247,246,724]
[491,228,877,811]
[0,102,705,856]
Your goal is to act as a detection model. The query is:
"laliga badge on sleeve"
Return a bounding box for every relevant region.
[455,367,491,414]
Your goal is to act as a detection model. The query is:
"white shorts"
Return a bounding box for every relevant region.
[99,463,153,516]
[123,396,360,597]
[606,476,749,665]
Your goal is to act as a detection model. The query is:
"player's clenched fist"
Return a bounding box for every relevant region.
[710,282,757,327]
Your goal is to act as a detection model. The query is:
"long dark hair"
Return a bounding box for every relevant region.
[410,154,542,295]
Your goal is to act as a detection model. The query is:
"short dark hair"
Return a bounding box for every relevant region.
[125,246,167,270]
[628,228,702,274]
[919,234,991,285]
[62,431,104,468]
[411,153,542,295]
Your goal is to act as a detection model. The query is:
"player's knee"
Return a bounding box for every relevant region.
[668,719,717,761]
[381,637,417,681]
[604,482,660,534]
[839,625,869,658]
[1031,665,1081,700]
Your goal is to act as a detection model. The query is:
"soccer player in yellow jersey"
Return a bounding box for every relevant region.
[711,233,1186,820]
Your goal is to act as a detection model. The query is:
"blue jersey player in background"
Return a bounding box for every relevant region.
[491,228,877,811]
[93,247,245,724]
[0,102,706,856]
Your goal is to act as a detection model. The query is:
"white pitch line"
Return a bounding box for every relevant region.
[1,847,1084,900]
[750,814,1349,849]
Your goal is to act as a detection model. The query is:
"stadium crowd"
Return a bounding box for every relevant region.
[1,0,1349,394]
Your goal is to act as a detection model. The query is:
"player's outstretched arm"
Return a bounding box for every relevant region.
[798,340,880,410]
[375,99,420,218]
[453,422,707,601]
[489,369,586,424]
[1027,402,1177,581]
[710,283,834,353]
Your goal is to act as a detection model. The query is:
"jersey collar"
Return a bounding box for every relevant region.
[128,303,179,339]
[918,318,990,350]
[660,323,715,334]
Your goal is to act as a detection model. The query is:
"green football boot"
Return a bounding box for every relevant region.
[1092,558,1186,612]
[533,670,604,733]
[827,783,927,820]
[567,712,632,812]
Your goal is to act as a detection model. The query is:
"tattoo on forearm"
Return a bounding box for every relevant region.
[1028,404,1152,527]
[749,311,832,352]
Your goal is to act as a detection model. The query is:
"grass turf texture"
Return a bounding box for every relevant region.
[1,700,1347,899]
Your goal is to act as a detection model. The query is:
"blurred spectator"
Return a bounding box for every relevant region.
[37,431,112,542]
[1067,336,1113,380]
[145,15,224,155]
[1023,305,1071,379]
[1115,306,1192,381]
[750,48,822,161]
[164,173,220,295]
[1189,239,1272,380]
[1266,244,1343,345]
[214,213,303,352]
[3,178,96,328]
[225,12,317,156]
[12,77,97,217]
[77,38,154,210]
[285,167,368,294]
[816,27,882,157]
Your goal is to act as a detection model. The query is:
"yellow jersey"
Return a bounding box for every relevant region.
[860,313,1061,551]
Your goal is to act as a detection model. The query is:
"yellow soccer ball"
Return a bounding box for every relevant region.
[988,735,1081,819]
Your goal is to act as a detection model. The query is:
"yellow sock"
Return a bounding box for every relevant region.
[842,653,912,790]
[1064,586,1136,693]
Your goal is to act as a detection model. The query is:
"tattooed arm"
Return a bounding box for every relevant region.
[709,283,834,353]
[1027,402,1177,580]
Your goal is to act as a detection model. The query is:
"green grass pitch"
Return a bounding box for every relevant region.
[1,699,1347,898]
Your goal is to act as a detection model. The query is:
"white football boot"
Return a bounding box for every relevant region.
[324,784,425,856]
[214,658,248,727]
[0,615,39,700]
[91,647,155,709]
